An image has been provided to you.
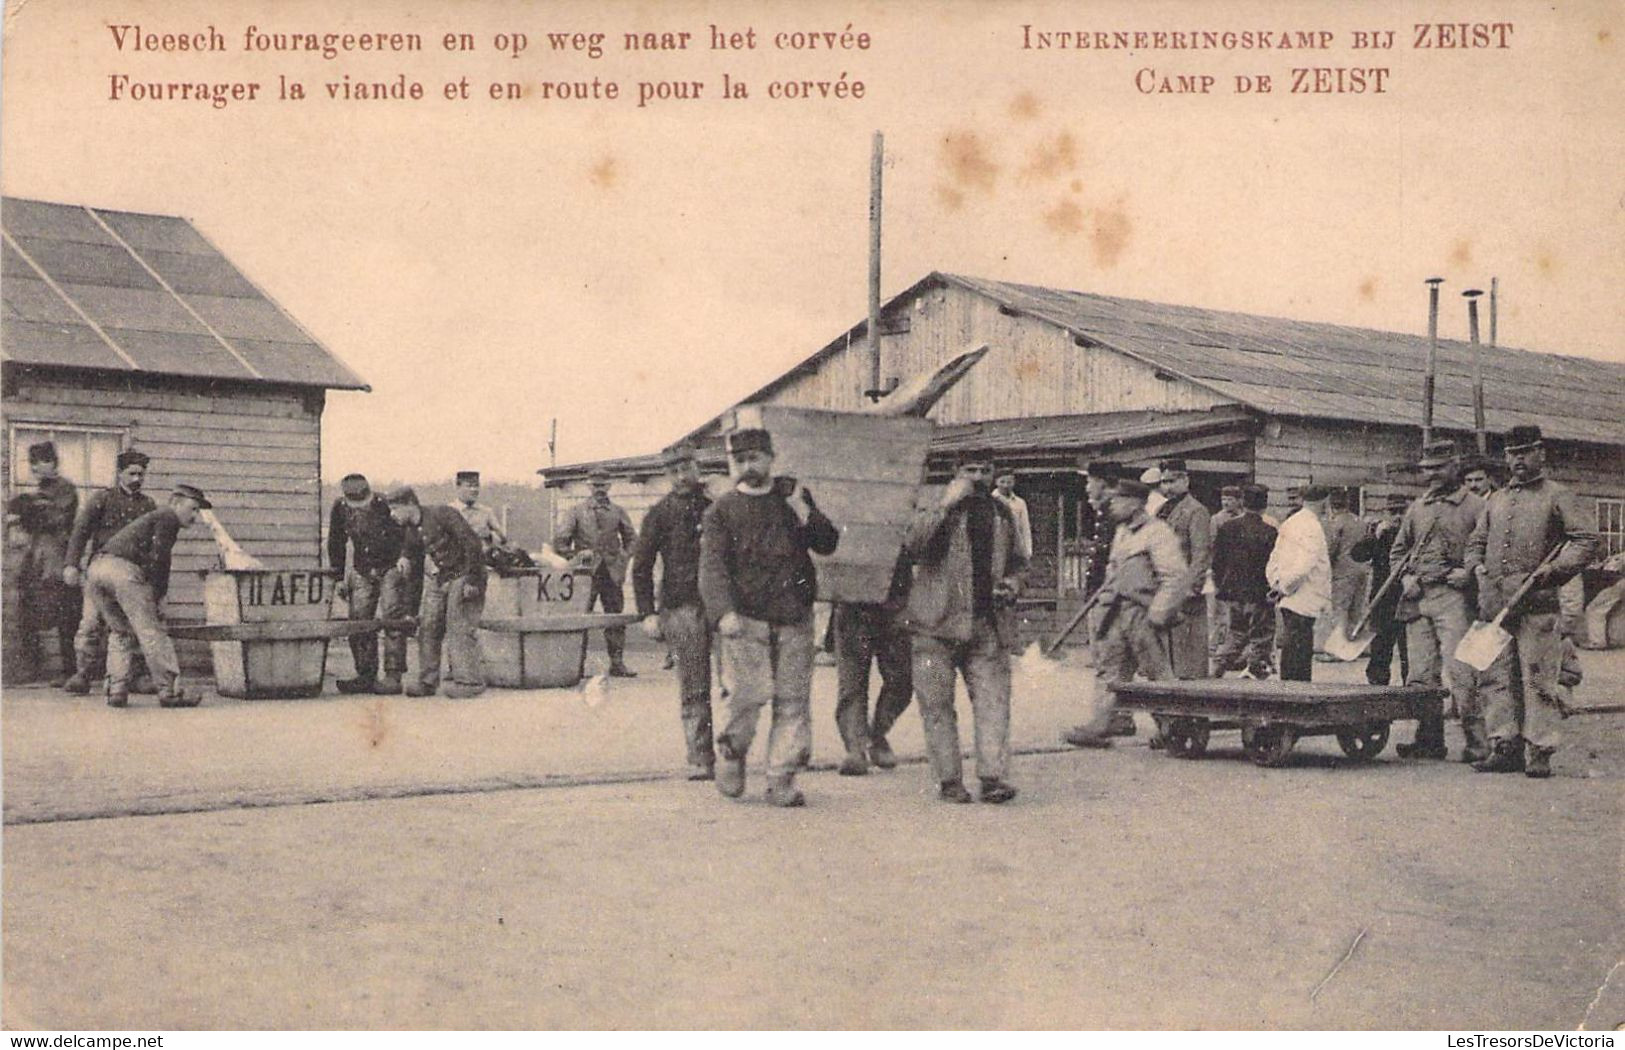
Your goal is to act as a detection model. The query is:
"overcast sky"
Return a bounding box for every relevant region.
[5,0,1621,483]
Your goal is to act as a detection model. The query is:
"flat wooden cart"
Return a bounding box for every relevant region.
[1108,679,1447,767]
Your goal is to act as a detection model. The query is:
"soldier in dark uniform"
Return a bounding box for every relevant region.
[6,442,79,683]
[385,486,489,699]
[62,450,157,694]
[328,473,409,695]
[1353,493,1411,687]
[632,444,718,779]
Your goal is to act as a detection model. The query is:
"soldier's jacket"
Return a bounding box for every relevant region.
[1466,474,1599,616]
[556,497,638,586]
[66,485,156,567]
[1156,493,1210,605]
[1098,511,1186,627]
[1391,485,1483,585]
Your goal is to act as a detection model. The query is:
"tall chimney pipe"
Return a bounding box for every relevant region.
[1489,276,1499,348]
[1424,277,1443,445]
[866,131,884,401]
[1464,288,1486,453]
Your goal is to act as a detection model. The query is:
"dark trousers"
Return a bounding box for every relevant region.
[587,565,627,663]
[1279,609,1315,682]
[833,602,913,752]
[1364,617,1409,685]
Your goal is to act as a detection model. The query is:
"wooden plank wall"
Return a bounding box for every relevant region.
[3,371,322,667]
[761,283,1234,423]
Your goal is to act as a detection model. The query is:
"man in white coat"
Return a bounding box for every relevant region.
[1266,484,1332,681]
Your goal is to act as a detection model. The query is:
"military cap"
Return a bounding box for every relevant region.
[1242,484,1270,511]
[727,429,773,456]
[456,470,480,485]
[27,441,57,465]
[340,473,371,499]
[172,484,212,510]
[1416,440,1457,469]
[116,449,150,470]
[382,485,420,506]
[662,443,698,467]
[1084,460,1120,481]
[1139,466,1163,485]
[1115,478,1151,499]
[1300,484,1331,502]
[1158,457,1188,474]
[1504,424,1543,452]
[1220,484,1243,498]
[587,467,613,483]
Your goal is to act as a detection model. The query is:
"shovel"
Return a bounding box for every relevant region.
[1043,590,1105,658]
[1322,518,1438,662]
[1454,544,1567,672]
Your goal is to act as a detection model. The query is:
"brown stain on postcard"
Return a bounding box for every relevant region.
[1025,132,1078,179]
[1044,199,1085,235]
[589,156,618,189]
[1450,239,1473,267]
[1358,277,1378,301]
[1092,202,1132,267]
[1009,92,1040,120]
[941,131,998,193]
[356,700,390,749]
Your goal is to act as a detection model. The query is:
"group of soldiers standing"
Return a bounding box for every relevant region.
[6,442,211,706]
[7,419,1601,787]
[1053,426,1598,780]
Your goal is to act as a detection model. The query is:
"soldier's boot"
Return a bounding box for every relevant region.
[838,744,870,776]
[62,670,93,695]
[443,681,485,699]
[372,674,403,696]
[1460,717,1491,764]
[979,778,1019,805]
[1473,738,1523,773]
[938,779,974,804]
[157,684,202,708]
[606,635,637,678]
[715,739,746,799]
[1397,716,1448,759]
[1524,745,1553,779]
[404,679,437,698]
[868,735,898,770]
[336,675,377,694]
[765,773,805,808]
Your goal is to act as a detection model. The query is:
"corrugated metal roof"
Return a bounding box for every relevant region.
[943,273,1623,445]
[1,197,368,390]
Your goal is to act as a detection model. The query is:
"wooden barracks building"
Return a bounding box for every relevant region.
[544,271,1625,633]
[2,196,367,663]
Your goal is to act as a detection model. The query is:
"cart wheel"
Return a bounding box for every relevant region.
[1241,724,1298,767]
[1162,717,1210,759]
[1335,721,1390,761]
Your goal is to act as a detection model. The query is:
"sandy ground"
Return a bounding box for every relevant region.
[4,639,1622,1029]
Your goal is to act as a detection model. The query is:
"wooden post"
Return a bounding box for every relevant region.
[1464,288,1487,453]
[866,131,884,401]
[1423,277,1443,445]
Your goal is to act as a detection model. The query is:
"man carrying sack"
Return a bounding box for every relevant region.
[1464,426,1598,778]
